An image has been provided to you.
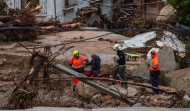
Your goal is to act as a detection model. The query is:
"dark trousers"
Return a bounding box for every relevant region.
[113,66,128,89]
[150,70,160,94]
[71,67,84,73]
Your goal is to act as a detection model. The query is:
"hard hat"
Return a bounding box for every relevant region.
[151,50,155,55]
[113,44,121,50]
[73,50,80,57]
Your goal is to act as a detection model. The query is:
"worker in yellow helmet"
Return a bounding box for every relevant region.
[69,50,89,91]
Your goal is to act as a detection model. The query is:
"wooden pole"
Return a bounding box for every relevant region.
[54,0,57,21]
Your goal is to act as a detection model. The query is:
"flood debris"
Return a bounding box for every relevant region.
[8,52,48,109]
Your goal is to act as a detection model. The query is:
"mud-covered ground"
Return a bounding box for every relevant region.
[0,54,131,109]
[1,54,189,109]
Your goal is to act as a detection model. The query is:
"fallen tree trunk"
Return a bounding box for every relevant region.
[9,52,47,109]
[12,52,47,93]
[0,16,9,21]
[0,18,24,26]
[30,5,42,12]
[61,22,84,28]
[0,5,41,27]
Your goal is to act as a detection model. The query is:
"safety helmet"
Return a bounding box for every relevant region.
[113,44,121,50]
[73,50,80,57]
[151,50,155,55]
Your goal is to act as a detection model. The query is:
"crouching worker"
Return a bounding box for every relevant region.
[150,50,160,95]
[112,44,128,89]
[86,54,101,77]
[69,50,89,91]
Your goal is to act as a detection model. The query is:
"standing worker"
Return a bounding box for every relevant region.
[69,50,89,91]
[112,44,128,89]
[150,50,160,95]
[86,54,101,77]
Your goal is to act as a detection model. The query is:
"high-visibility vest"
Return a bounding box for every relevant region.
[69,56,87,68]
[150,58,160,71]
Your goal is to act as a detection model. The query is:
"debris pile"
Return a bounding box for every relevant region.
[0,1,7,15]
[0,2,84,42]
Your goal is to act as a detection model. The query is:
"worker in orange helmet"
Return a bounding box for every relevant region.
[69,50,89,91]
[150,50,160,95]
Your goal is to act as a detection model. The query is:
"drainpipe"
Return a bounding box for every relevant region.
[54,0,57,21]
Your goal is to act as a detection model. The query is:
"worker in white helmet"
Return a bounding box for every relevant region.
[112,44,128,89]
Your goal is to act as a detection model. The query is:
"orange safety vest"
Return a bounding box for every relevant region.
[149,50,160,71]
[69,56,87,68]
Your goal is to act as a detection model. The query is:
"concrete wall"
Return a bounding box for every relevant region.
[100,0,113,21]
[77,0,90,9]
[86,13,101,26]
[5,0,21,10]
[37,0,77,22]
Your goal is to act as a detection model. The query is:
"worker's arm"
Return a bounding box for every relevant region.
[117,53,124,64]
[96,60,101,73]
[86,60,92,66]
[85,57,90,64]
[69,57,73,67]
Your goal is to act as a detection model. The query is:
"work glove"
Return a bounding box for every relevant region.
[145,63,150,67]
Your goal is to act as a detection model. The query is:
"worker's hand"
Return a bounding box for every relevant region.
[145,63,150,67]
[84,63,88,67]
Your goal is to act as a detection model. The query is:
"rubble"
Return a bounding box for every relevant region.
[0,43,17,50]
[110,86,138,97]
[0,0,189,109]
[0,1,7,15]
[76,81,99,99]
[0,55,6,66]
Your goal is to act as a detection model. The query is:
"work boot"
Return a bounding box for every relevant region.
[123,84,128,89]
[152,92,159,95]
[73,85,76,92]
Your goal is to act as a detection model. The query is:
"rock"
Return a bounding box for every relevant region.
[0,57,6,65]
[156,5,174,21]
[76,81,99,99]
[166,68,190,95]
[104,95,113,101]
[110,85,138,97]
[132,59,150,81]
[183,94,190,101]
[133,46,177,80]
[157,46,177,72]
[91,94,103,104]
[132,103,144,107]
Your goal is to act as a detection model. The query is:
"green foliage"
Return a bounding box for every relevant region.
[167,0,190,25]
[123,50,142,55]
[11,93,20,100]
